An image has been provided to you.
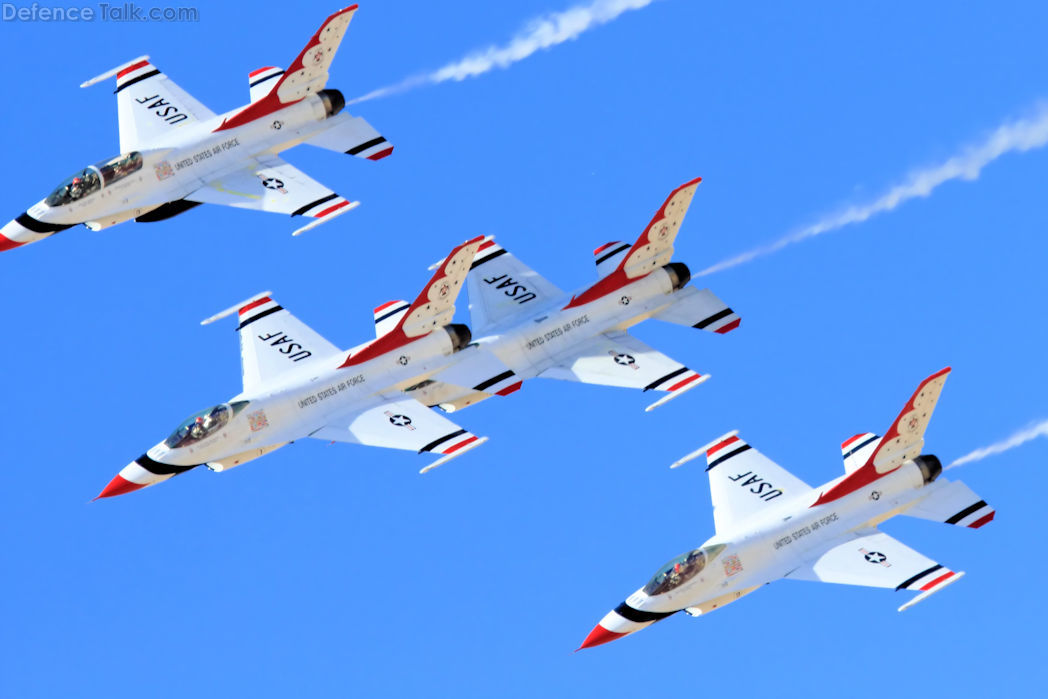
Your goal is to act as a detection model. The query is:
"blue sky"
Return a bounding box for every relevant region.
[1,1,1046,696]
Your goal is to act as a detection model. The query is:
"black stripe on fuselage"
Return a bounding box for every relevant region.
[249,71,283,88]
[374,304,410,324]
[346,137,388,156]
[613,602,675,624]
[236,305,283,331]
[474,370,515,392]
[15,212,74,234]
[419,429,467,454]
[136,453,197,476]
[694,308,734,330]
[643,367,688,392]
[469,247,507,270]
[842,434,880,461]
[291,194,338,218]
[595,243,630,266]
[895,564,943,591]
[706,444,752,471]
[945,500,988,525]
[115,69,161,94]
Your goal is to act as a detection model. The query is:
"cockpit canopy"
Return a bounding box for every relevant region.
[164,401,249,449]
[45,151,143,207]
[643,544,727,596]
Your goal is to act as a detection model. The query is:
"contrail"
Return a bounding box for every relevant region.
[696,103,1048,277]
[349,0,655,104]
[947,418,1048,470]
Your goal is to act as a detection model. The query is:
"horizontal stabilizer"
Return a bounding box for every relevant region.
[539,331,707,410]
[652,286,740,334]
[841,433,881,474]
[592,241,629,277]
[430,345,521,397]
[374,300,409,337]
[903,479,995,529]
[304,113,393,160]
[249,66,284,102]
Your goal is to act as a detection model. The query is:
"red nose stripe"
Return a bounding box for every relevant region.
[577,624,627,651]
[0,232,25,252]
[95,474,147,500]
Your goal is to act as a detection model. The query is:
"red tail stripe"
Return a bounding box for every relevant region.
[374,300,401,313]
[495,381,523,396]
[477,240,496,252]
[920,571,955,591]
[249,66,278,77]
[707,435,740,457]
[715,318,741,334]
[969,512,995,529]
[117,60,150,79]
[367,147,394,161]
[593,242,619,255]
[841,433,868,450]
[239,296,273,315]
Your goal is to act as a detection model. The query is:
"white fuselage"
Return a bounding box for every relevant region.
[25,94,340,229]
[146,329,460,469]
[472,267,683,384]
[626,460,933,617]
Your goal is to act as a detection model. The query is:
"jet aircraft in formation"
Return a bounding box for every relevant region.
[96,177,739,498]
[578,367,995,650]
[1,5,390,253]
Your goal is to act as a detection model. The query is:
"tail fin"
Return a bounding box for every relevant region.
[218,5,358,130]
[340,237,484,367]
[812,368,951,506]
[566,178,701,309]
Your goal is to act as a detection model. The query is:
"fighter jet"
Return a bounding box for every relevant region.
[2,5,392,253]
[96,237,490,499]
[579,367,995,649]
[403,177,740,413]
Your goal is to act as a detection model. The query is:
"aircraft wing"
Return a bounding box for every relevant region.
[309,395,487,473]
[465,237,565,335]
[786,529,963,611]
[538,331,707,411]
[700,433,813,533]
[185,155,357,235]
[98,58,217,152]
[202,292,342,394]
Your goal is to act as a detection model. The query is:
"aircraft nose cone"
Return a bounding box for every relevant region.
[576,623,627,651]
[1,212,67,252]
[95,473,148,500]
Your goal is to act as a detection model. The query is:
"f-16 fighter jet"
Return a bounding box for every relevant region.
[579,367,996,649]
[408,177,740,413]
[2,5,391,253]
[96,237,489,499]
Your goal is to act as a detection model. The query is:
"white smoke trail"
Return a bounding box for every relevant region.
[696,103,1048,277]
[349,0,655,104]
[947,419,1048,470]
